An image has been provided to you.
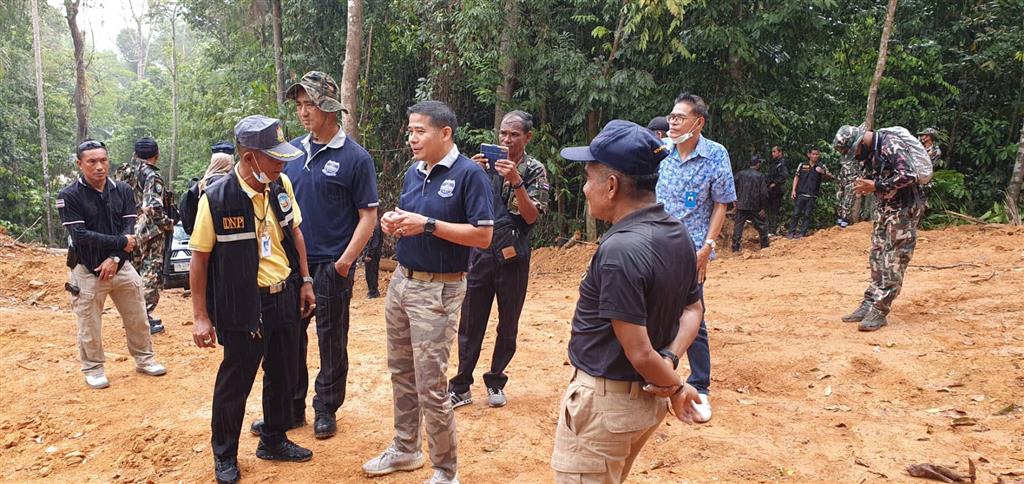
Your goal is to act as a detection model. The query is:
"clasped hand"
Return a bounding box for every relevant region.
[381,208,427,238]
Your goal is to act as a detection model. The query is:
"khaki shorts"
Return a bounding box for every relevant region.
[551,369,669,484]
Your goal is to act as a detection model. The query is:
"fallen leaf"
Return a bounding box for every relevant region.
[993,403,1022,416]
[952,417,977,426]
[737,399,757,406]
[906,463,965,483]
[971,395,985,402]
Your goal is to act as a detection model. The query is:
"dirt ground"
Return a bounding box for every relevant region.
[1,222,1022,483]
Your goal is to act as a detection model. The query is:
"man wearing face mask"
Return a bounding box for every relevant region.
[655,92,736,424]
[189,115,317,484]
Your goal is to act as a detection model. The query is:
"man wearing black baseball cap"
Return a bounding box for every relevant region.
[551,120,703,483]
[189,115,317,483]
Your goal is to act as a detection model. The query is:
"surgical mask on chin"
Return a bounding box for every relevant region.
[670,122,699,145]
[251,155,272,183]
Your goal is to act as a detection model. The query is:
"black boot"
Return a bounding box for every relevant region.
[148,315,165,335]
[314,411,337,439]
[250,417,307,436]
[858,310,888,332]
[841,302,872,323]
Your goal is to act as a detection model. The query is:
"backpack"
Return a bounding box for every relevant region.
[877,126,933,185]
[177,177,201,234]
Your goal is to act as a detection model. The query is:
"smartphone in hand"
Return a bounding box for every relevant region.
[480,144,509,173]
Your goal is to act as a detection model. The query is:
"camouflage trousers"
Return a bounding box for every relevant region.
[384,267,467,477]
[836,166,859,221]
[862,203,924,314]
[134,233,165,313]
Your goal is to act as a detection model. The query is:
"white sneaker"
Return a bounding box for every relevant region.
[692,393,712,423]
[135,362,167,376]
[424,470,460,484]
[85,374,109,389]
[362,446,424,476]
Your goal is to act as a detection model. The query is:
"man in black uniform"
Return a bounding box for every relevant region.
[190,115,316,484]
[764,145,789,234]
[787,148,834,238]
[731,155,770,252]
[552,120,703,483]
[58,139,167,389]
[363,220,383,298]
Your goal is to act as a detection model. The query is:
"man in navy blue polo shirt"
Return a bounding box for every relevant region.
[256,71,378,440]
[552,120,703,483]
[361,100,493,484]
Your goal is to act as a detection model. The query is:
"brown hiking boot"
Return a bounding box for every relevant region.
[858,309,888,332]
[841,302,871,322]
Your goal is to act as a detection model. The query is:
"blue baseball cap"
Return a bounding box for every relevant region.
[211,141,235,155]
[233,115,302,162]
[560,120,669,176]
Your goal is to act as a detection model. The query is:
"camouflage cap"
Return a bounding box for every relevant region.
[917,127,939,136]
[285,71,347,113]
[833,124,866,155]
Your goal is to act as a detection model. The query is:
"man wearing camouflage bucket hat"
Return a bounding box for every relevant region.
[250,71,379,442]
[833,123,927,332]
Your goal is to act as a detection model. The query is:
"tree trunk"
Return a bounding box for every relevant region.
[584,110,600,241]
[271,0,285,107]
[492,0,519,133]
[65,0,89,144]
[169,7,179,184]
[864,0,898,131]
[128,0,150,80]
[358,23,373,130]
[1009,122,1024,207]
[32,0,53,246]
[341,0,364,139]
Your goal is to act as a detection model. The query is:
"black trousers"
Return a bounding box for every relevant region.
[211,281,300,460]
[732,209,769,250]
[449,248,530,394]
[789,195,818,236]
[364,251,380,294]
[766,189,784,233]
[293,261,353,418]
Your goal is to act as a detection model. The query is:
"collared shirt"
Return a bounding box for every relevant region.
[794,161,831,198]
[655,135,737,255]
[765,157,789,189]
[497,153,550,217]
[284,126,379,263]
[568,204,702,382]
[396,145,495,273]
[57,176,136,276]
[190,166,303,287]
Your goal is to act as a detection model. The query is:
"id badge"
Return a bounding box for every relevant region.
[684,191,699,208]
[260,234,272,258]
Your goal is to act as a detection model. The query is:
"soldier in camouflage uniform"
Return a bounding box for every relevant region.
[833,125,926,331]
[835,152,860,227]
[130,138,174,334]
[918,127,942,166]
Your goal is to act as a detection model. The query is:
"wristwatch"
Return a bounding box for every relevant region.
[302,276,314,285]
[111,255,122,264]
[424,217,437,236]
[658,348,680,370]
[704,239,717,250]
[511,180,526,190]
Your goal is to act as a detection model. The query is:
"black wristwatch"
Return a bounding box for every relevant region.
[424,217,437,236]
[658,349,680,370]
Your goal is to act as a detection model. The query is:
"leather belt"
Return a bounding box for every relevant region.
[400,266,465,283]
[572,368,642,397]
[259,279,287,295]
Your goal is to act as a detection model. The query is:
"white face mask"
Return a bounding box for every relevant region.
[250,154,272,184]
[670,118,700,145]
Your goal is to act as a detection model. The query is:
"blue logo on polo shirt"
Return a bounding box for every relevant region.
[438,179,455,198]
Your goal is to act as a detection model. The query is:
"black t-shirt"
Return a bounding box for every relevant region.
[568,204,703,382]
[795,162,828,198]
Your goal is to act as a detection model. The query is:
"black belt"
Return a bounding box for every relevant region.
[259,279,288,296]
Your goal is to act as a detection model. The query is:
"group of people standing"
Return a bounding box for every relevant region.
[56,68,932,483]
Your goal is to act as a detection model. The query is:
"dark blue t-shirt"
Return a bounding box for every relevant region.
[395,151,494,273]
[284,132,379,263]
[568,204,703,382]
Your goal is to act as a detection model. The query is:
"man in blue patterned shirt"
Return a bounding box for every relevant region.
[655,92,736,423]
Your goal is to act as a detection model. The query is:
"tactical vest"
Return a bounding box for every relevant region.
[204,175,300,333]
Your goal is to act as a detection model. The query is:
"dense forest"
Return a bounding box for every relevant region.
[2,0,1022,246]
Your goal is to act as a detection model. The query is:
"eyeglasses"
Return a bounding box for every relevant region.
[666,113,701,124]
[77,139,106,152]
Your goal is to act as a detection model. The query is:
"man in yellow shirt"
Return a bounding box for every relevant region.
[189,115,316,484]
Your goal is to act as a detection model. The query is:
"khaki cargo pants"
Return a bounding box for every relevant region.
[385,267,467,477]
[69,263,155,376]
[551,369,669,484]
